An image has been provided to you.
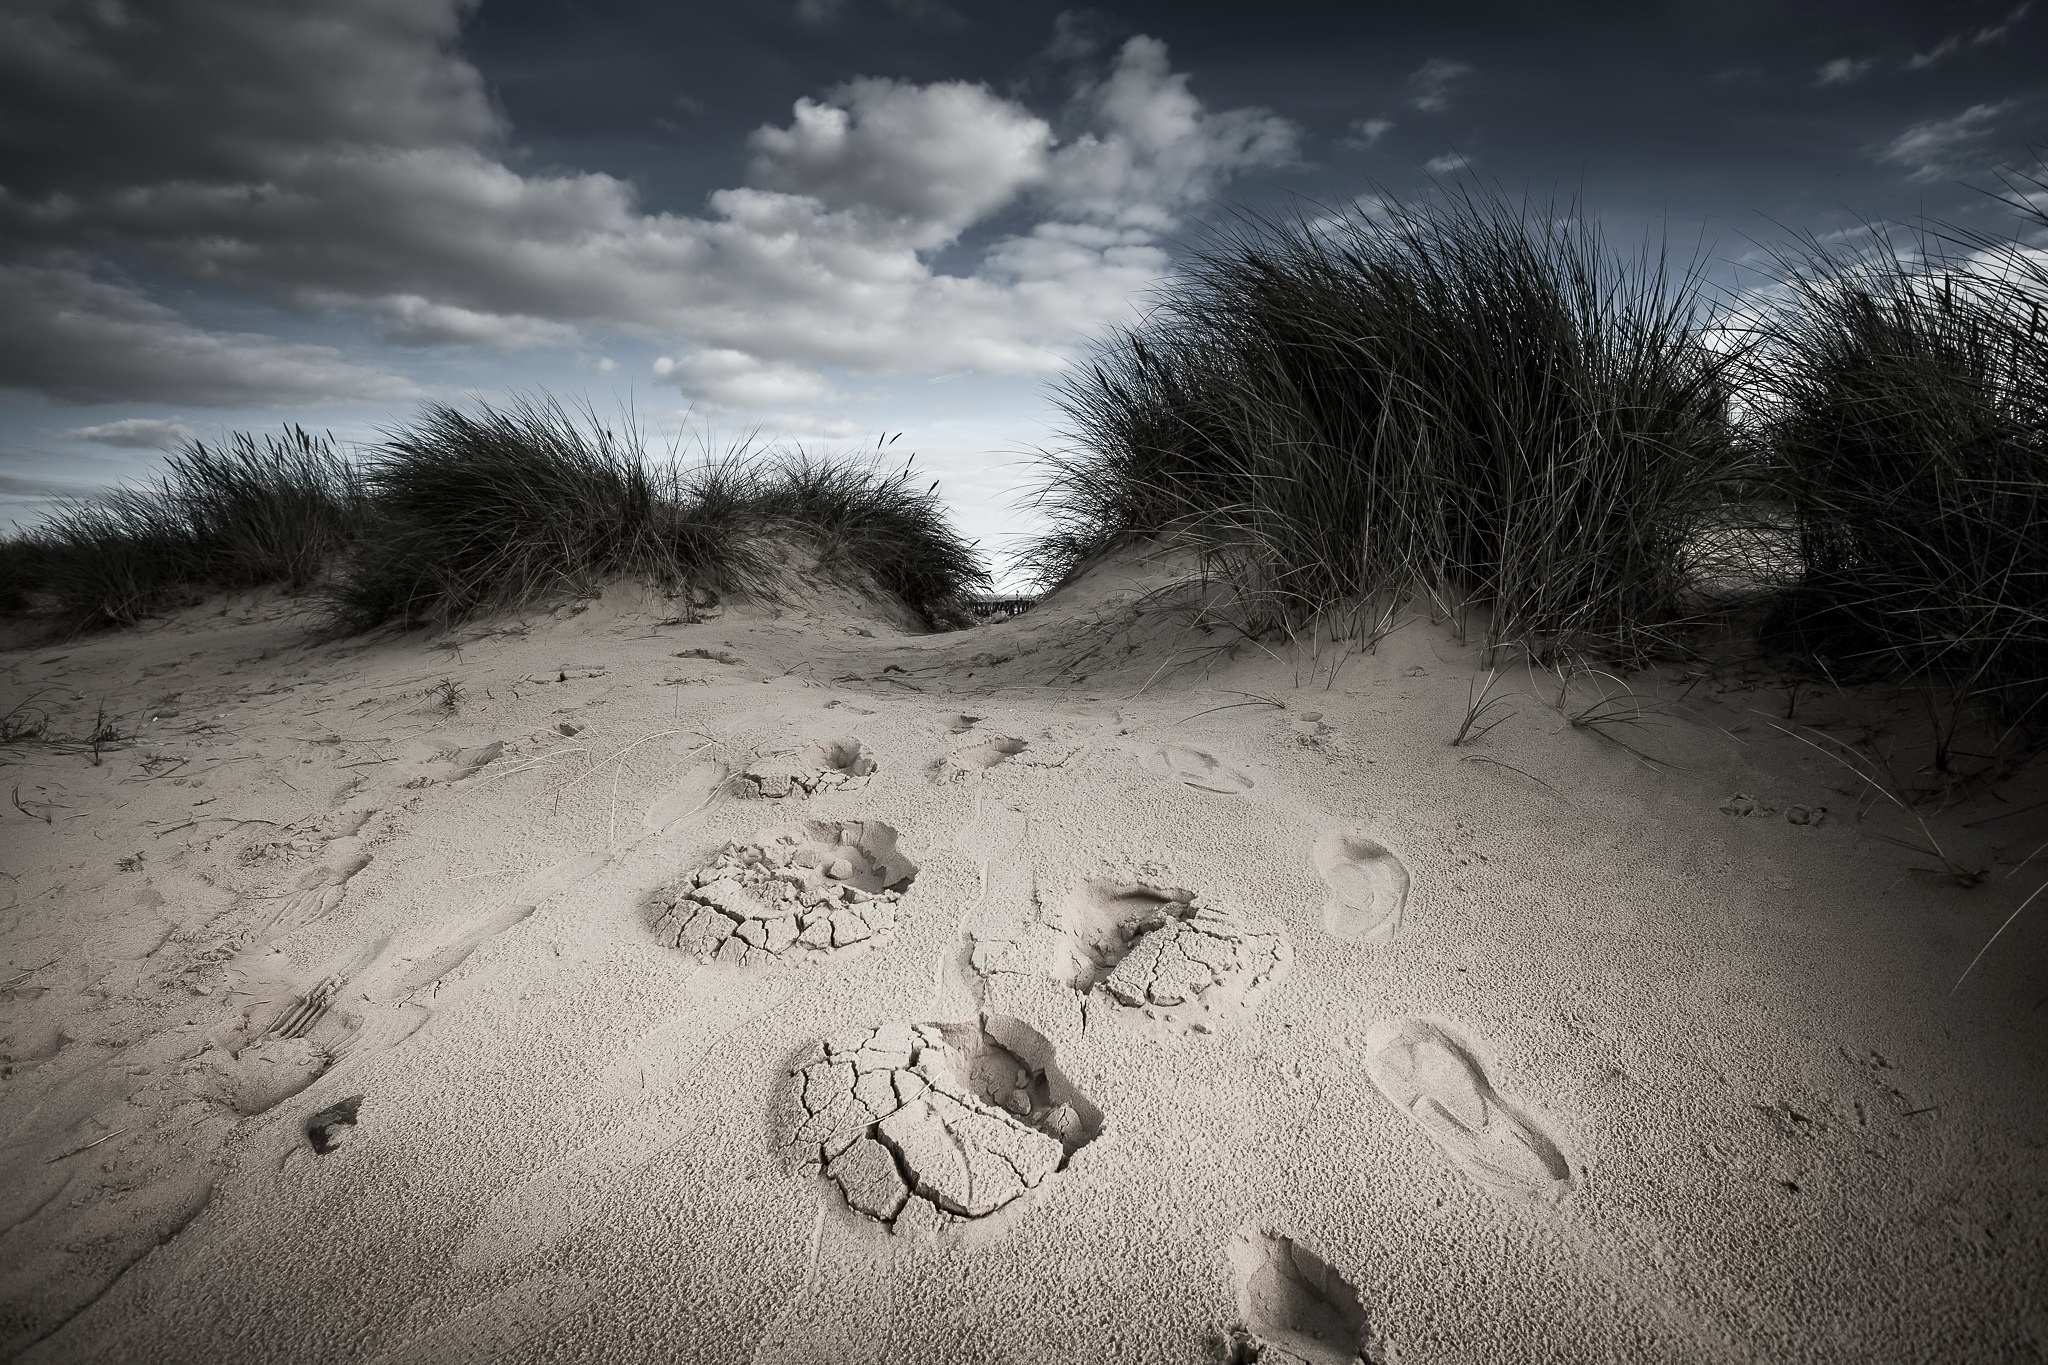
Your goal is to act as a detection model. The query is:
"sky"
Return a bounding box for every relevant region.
[1,0,2043,577]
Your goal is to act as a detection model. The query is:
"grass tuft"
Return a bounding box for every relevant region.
[17,428,359,627]
[324,397,988,633]
[1743,225,2048,771]
[1026,184,1752,662]
[0,397,987,637]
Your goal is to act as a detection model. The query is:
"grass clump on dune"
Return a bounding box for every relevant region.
[1745,227,2048,764]
[2,398,987,636]
[17,427,361,627]
[326,397,987,632]
[1027,185,1750,662]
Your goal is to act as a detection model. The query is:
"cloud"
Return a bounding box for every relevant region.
[1907,1,2033,68]
[1041,36,1298,230]
[1815,57,1876,86]
[359,295,582,349]
[0,4,1297,414]
[1407,58,1474,113]
[0,260,418,406]
[66,417,198,449]
[746,78,1050,241]
[1343,118,1395,150]
[1811,4,2032,89]
[654,350,843,410]
[1424,151,1472,175]
[1877,102,2019,182]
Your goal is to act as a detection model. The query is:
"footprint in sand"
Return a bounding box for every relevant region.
[248,812,376,943]
[1058,879,1289,1035]
[1313,834,1411,944]
[1223,1227,1377,1364]
[944,736,1026,780]
[732,738,876,799]
[188,855,600,1117]
[787,1015,1102,1232]
[1364,1018,1572,1202]
[1137,744,1254,794]
[649,820,917,967]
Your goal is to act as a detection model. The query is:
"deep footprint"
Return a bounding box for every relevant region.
[732,738,877,798]
[1060,879,1290,1034]
[1314,834,1411,944]
[1224,1227,1376,1365]
[1364,1018,1572,1202]
[649,820,917,966]
[787,1015,1102,1229]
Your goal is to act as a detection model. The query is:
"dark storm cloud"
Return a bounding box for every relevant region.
[0,259,416,405]
[0,0,1300,412]
[0,0,2040,416]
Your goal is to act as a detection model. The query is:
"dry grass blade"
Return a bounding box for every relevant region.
[1451,666,1517,747]
[1765,719,1986,886]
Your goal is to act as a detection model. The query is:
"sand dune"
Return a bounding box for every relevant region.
[1,563,2044,1363]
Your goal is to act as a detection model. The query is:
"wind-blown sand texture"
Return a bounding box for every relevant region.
[1,558,2044,1363]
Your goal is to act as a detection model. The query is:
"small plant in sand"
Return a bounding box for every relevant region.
[84,702,123,767]
[1450,666,1517,747]
[1549,661,1683,768]
[0,693,50,746]
[430,678,465,714]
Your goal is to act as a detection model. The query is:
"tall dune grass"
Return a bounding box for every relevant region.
[327,398,988,631]
[1026,187,1751,662]
[20,427,360,627]
[1743,230,2048,760]
[2,400,987,634]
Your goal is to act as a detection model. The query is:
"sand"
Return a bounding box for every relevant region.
[1,559,2044,1363]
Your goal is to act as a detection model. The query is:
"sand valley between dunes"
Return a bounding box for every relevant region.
[1,561,2044,1364]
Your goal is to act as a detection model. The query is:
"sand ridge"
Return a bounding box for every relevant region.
[0,567,2044,1362]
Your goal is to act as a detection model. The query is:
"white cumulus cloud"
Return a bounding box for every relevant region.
[0,3,1299,418]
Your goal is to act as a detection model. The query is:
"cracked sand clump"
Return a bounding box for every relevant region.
[787,1015,1102,1229]
[1063,879,1290,1034]
[731,738,876,798]
[649,819,916,966]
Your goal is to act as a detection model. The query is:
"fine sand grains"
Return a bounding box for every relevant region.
[2,571,2045,1363]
